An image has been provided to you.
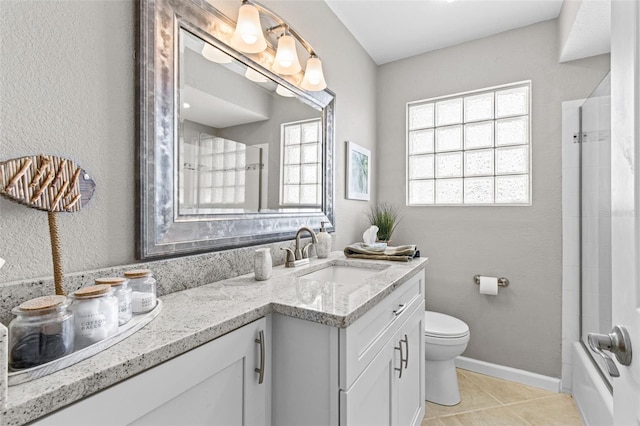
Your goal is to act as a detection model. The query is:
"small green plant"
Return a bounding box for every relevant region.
[366,203,401,242]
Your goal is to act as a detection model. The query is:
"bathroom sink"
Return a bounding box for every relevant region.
[298,264,383,285]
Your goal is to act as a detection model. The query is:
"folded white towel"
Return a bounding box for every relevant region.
[362,242,387,252]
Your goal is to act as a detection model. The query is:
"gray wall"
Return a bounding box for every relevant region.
[377,20,609,377]
[217,97,320,210]
[0,0,377,283]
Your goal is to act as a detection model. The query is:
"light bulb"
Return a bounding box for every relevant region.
[231,3,267,54]
[272,34,301,75]
[242,34,258,44]
[301,56,327,91]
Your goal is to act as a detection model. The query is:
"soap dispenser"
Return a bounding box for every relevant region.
[316,221,331,258]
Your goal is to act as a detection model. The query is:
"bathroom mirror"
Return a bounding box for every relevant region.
[138,0,335,259]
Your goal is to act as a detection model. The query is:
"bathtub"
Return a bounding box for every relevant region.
[572,342,613,425]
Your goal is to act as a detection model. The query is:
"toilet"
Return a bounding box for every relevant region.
[424,311,470,406]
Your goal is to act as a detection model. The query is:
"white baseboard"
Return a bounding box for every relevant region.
[455,356,561,393]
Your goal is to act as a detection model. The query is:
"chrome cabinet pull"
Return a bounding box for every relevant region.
[255,330,265,384]
[393,304,408,316]
[394,341,404,378]
[402,334,409,369]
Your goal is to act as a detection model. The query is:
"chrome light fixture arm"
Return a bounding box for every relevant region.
[244,0,318,58]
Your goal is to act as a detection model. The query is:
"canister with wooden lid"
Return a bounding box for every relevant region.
[8,295,74,370]
[124,269,157,314]
[95,277,132,326]
[69,284,118,349]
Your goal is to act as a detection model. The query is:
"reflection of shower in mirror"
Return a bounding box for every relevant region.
[178,132,264,214]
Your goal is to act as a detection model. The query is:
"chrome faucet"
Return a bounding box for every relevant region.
[281,226,318,267]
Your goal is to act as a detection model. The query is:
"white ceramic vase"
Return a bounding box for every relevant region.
[254,248,272,281]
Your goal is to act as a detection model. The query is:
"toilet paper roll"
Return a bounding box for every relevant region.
[479,276,499,295]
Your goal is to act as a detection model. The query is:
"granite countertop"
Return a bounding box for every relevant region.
[1,252,427,425]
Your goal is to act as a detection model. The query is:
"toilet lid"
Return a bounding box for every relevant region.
[424,311,469,338]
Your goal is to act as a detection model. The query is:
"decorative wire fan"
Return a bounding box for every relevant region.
[0,154,96,295]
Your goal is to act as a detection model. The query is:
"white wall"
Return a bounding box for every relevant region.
[0,0,377,283]
[377,20,609,377]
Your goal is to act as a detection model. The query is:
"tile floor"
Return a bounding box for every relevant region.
[422,369,583,425]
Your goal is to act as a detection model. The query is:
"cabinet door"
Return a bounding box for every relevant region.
[340,337,397,426]
[395,304,425,426]
[33,317,270,426]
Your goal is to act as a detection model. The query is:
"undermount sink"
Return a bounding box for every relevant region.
[299,264,385,284]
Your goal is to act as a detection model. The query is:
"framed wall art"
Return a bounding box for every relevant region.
[346,141,371,200]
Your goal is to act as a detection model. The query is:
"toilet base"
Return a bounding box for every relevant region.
[425,358,461,406]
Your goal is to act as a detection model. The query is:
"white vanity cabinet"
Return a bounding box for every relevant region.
[32,317,271,426]
[272,268,426,426]
[340,304,424,426]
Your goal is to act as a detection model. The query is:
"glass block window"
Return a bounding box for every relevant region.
[407,81,531,205]
[180,136,248,209]
[280,119,322,206]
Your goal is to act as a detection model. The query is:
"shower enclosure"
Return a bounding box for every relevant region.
[579,72,612,390]
[568,71,614,425]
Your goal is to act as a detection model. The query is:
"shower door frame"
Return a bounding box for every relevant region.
[577,72,613,393]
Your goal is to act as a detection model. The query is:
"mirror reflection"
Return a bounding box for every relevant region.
[178,29,323,215]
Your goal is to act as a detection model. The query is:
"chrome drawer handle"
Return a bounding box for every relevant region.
[255,330,265,384]
[394,341,404,378]
[402,334,409,369]
[393,304,408,316]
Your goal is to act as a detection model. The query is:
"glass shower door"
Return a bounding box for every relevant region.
[579,72,612,389]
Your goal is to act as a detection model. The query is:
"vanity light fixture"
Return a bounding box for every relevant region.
[272,30,302,75]
[231,2,267,53]
[231,0,327,91]
[301,56,326,91]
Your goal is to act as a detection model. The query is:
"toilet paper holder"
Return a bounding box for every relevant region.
[474,275,509,287]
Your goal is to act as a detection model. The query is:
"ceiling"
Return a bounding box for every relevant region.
[325,0,565,65]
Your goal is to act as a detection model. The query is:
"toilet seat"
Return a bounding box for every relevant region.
[424,311,469,338]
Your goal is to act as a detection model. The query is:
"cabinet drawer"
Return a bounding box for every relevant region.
[339,269,425,390]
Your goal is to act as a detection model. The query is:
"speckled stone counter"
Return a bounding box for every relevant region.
[1,252,426,426]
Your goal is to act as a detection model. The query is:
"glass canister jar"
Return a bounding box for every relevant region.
[124,269,157,314]
[69,284,119,349]
[94,277,132,326]
[8,295,74,370]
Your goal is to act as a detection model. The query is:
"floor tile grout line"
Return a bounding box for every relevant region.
[430,401,506,419]
[432,403,535,425]
[499,393,569,408]
[428,394,568,420]
[457,368,560,407]
[429,395,580,425]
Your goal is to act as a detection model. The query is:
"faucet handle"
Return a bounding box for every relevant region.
[281,247,294,260]
[280,247,295,266]
[302,242,314,259]
[281,247,297,267]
